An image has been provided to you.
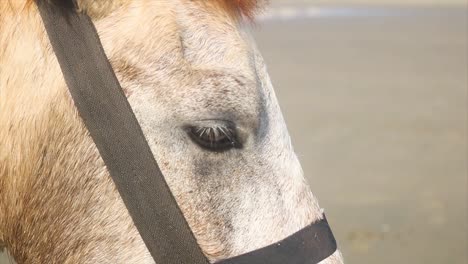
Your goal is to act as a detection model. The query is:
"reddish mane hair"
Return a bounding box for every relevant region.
[234,0,266,18]
[21,0,267,19]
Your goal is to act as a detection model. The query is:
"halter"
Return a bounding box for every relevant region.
[36,1,338,263]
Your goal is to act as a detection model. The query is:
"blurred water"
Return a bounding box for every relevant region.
[260,4,467,20]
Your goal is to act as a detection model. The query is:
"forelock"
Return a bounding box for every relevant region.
[24,0,267,19]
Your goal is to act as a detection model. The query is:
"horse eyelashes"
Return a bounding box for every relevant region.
[188,125,241,152]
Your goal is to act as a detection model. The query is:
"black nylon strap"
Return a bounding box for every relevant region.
[37,1,338,264]
[216,216,337,264]
[37,2,210,264]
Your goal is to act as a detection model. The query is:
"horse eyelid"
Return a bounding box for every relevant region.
[186,124,242,152]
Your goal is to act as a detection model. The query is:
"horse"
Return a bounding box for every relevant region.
[0,0,344,263]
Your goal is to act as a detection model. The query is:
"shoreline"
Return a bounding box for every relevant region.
[272,0,466,6]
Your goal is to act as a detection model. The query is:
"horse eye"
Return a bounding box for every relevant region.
[188,125,241,152]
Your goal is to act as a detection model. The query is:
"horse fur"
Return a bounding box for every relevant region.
[0,0,343,263]
[23,0,266,19]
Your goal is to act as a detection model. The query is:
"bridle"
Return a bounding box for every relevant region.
[36,1,338,263]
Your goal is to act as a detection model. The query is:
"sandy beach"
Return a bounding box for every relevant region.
[254,3,467,263]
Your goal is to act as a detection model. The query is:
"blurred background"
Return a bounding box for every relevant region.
[1,0,466,263]
[253,0,467,263]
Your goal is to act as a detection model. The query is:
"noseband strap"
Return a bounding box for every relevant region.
[37,1,337,263]
[216,216,337,264]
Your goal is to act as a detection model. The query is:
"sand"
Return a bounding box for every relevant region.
[253,4,467,263]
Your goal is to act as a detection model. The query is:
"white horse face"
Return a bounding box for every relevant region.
[95,0,324,260]
[0,0,343,263]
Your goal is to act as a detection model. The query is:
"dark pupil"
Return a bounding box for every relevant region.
[189,126,240,151]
